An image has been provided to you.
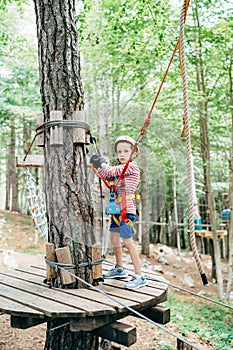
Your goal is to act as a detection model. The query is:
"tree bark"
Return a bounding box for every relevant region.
[5,119,18,212]
[226,55,233,300]
[33,0,98,348]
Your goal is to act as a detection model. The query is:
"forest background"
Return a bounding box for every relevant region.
[0,0,233,298]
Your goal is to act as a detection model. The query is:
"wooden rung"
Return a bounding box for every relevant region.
[16,155,44,168]
[55,246,76,285]
[92,321,137,347]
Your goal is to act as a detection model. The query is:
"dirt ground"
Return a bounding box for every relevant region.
[0,210,231,350]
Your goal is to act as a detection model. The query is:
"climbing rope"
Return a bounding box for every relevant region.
[179,0,208,285]
[24,168,48,242]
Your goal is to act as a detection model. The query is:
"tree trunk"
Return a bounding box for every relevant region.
[192,2,223,297]
[10,122,18,212]
[226,56,233,300]
[5,156,10,211]
[5,119,18,212]
[33,0,99,348]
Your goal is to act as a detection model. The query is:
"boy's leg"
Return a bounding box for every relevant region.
[103,232,128,279]
[123,238,141,274]
[110,231,123,268]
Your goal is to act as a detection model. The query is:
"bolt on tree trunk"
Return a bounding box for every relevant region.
[33,0,99,348]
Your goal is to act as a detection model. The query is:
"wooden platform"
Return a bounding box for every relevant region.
[0,263,169,337]
[195,229,227,239]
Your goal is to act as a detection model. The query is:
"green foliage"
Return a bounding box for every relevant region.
[166,292,233,349]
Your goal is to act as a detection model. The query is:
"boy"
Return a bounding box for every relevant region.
[90,135,147,290]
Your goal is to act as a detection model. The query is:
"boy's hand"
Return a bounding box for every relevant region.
[90,155,107,168]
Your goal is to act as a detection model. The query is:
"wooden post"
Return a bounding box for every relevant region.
[36,113,45,147]
[46,243,57,280]
[91,244,102,280]
[73,110,86,144]
[177,339,194,349]
[93,321,137,347]
[50,110,63,145]
[85,110,90,144]
[55,246,76,284]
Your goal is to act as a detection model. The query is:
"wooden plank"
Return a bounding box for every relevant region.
[11,316,46,329]
[195,229,228,239]
[55,246,76,284]
[102,262,168,290]
[5,269,138,313]
[98,282,168,308]
[73,110,86,143]
[50,110,63,145]
[0,295,44,318]
[91,244,102,279]
[36,113,45,147]
[0,283,85,319]
[46,243,56,280]
[0,275,114,317]
[102,278,168,297]
[16,155,44,168]
[93,321,137,347]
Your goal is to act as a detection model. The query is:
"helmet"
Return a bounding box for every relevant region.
[114,135,138,153]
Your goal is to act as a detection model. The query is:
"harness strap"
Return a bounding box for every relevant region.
[112,215,137,235]
[120,177,128,223]
[115,193,140,203]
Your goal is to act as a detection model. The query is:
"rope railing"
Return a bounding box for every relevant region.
[179,0,208,286]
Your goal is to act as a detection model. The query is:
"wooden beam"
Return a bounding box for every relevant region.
[195,229,227,239]
[11,315,46,329]
[91,244,102,280]
[16,155,44,168]
[36,113,45,147]
[92,321,137,347]
[177,339,194,349]
[73,110,86,144]
[46,243,57,280]
[137,305,170,325]
[70,312,129,332]
[50,110,63,145]
[55,246,76,285]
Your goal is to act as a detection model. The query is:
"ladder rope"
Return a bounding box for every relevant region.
[179,0,208,285]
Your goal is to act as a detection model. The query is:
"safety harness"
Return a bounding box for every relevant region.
[92,165,139,229]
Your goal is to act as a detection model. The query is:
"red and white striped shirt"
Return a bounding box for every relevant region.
[99,162,140,215]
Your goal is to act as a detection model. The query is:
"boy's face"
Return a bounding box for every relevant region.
[116,142,134,164]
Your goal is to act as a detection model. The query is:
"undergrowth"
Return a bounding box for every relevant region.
[165,292,233,350]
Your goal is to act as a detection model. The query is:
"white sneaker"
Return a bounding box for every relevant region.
[103,266,128,279]
[125,275,147,290]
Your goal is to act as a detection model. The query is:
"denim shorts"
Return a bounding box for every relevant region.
[109,214,136,238]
